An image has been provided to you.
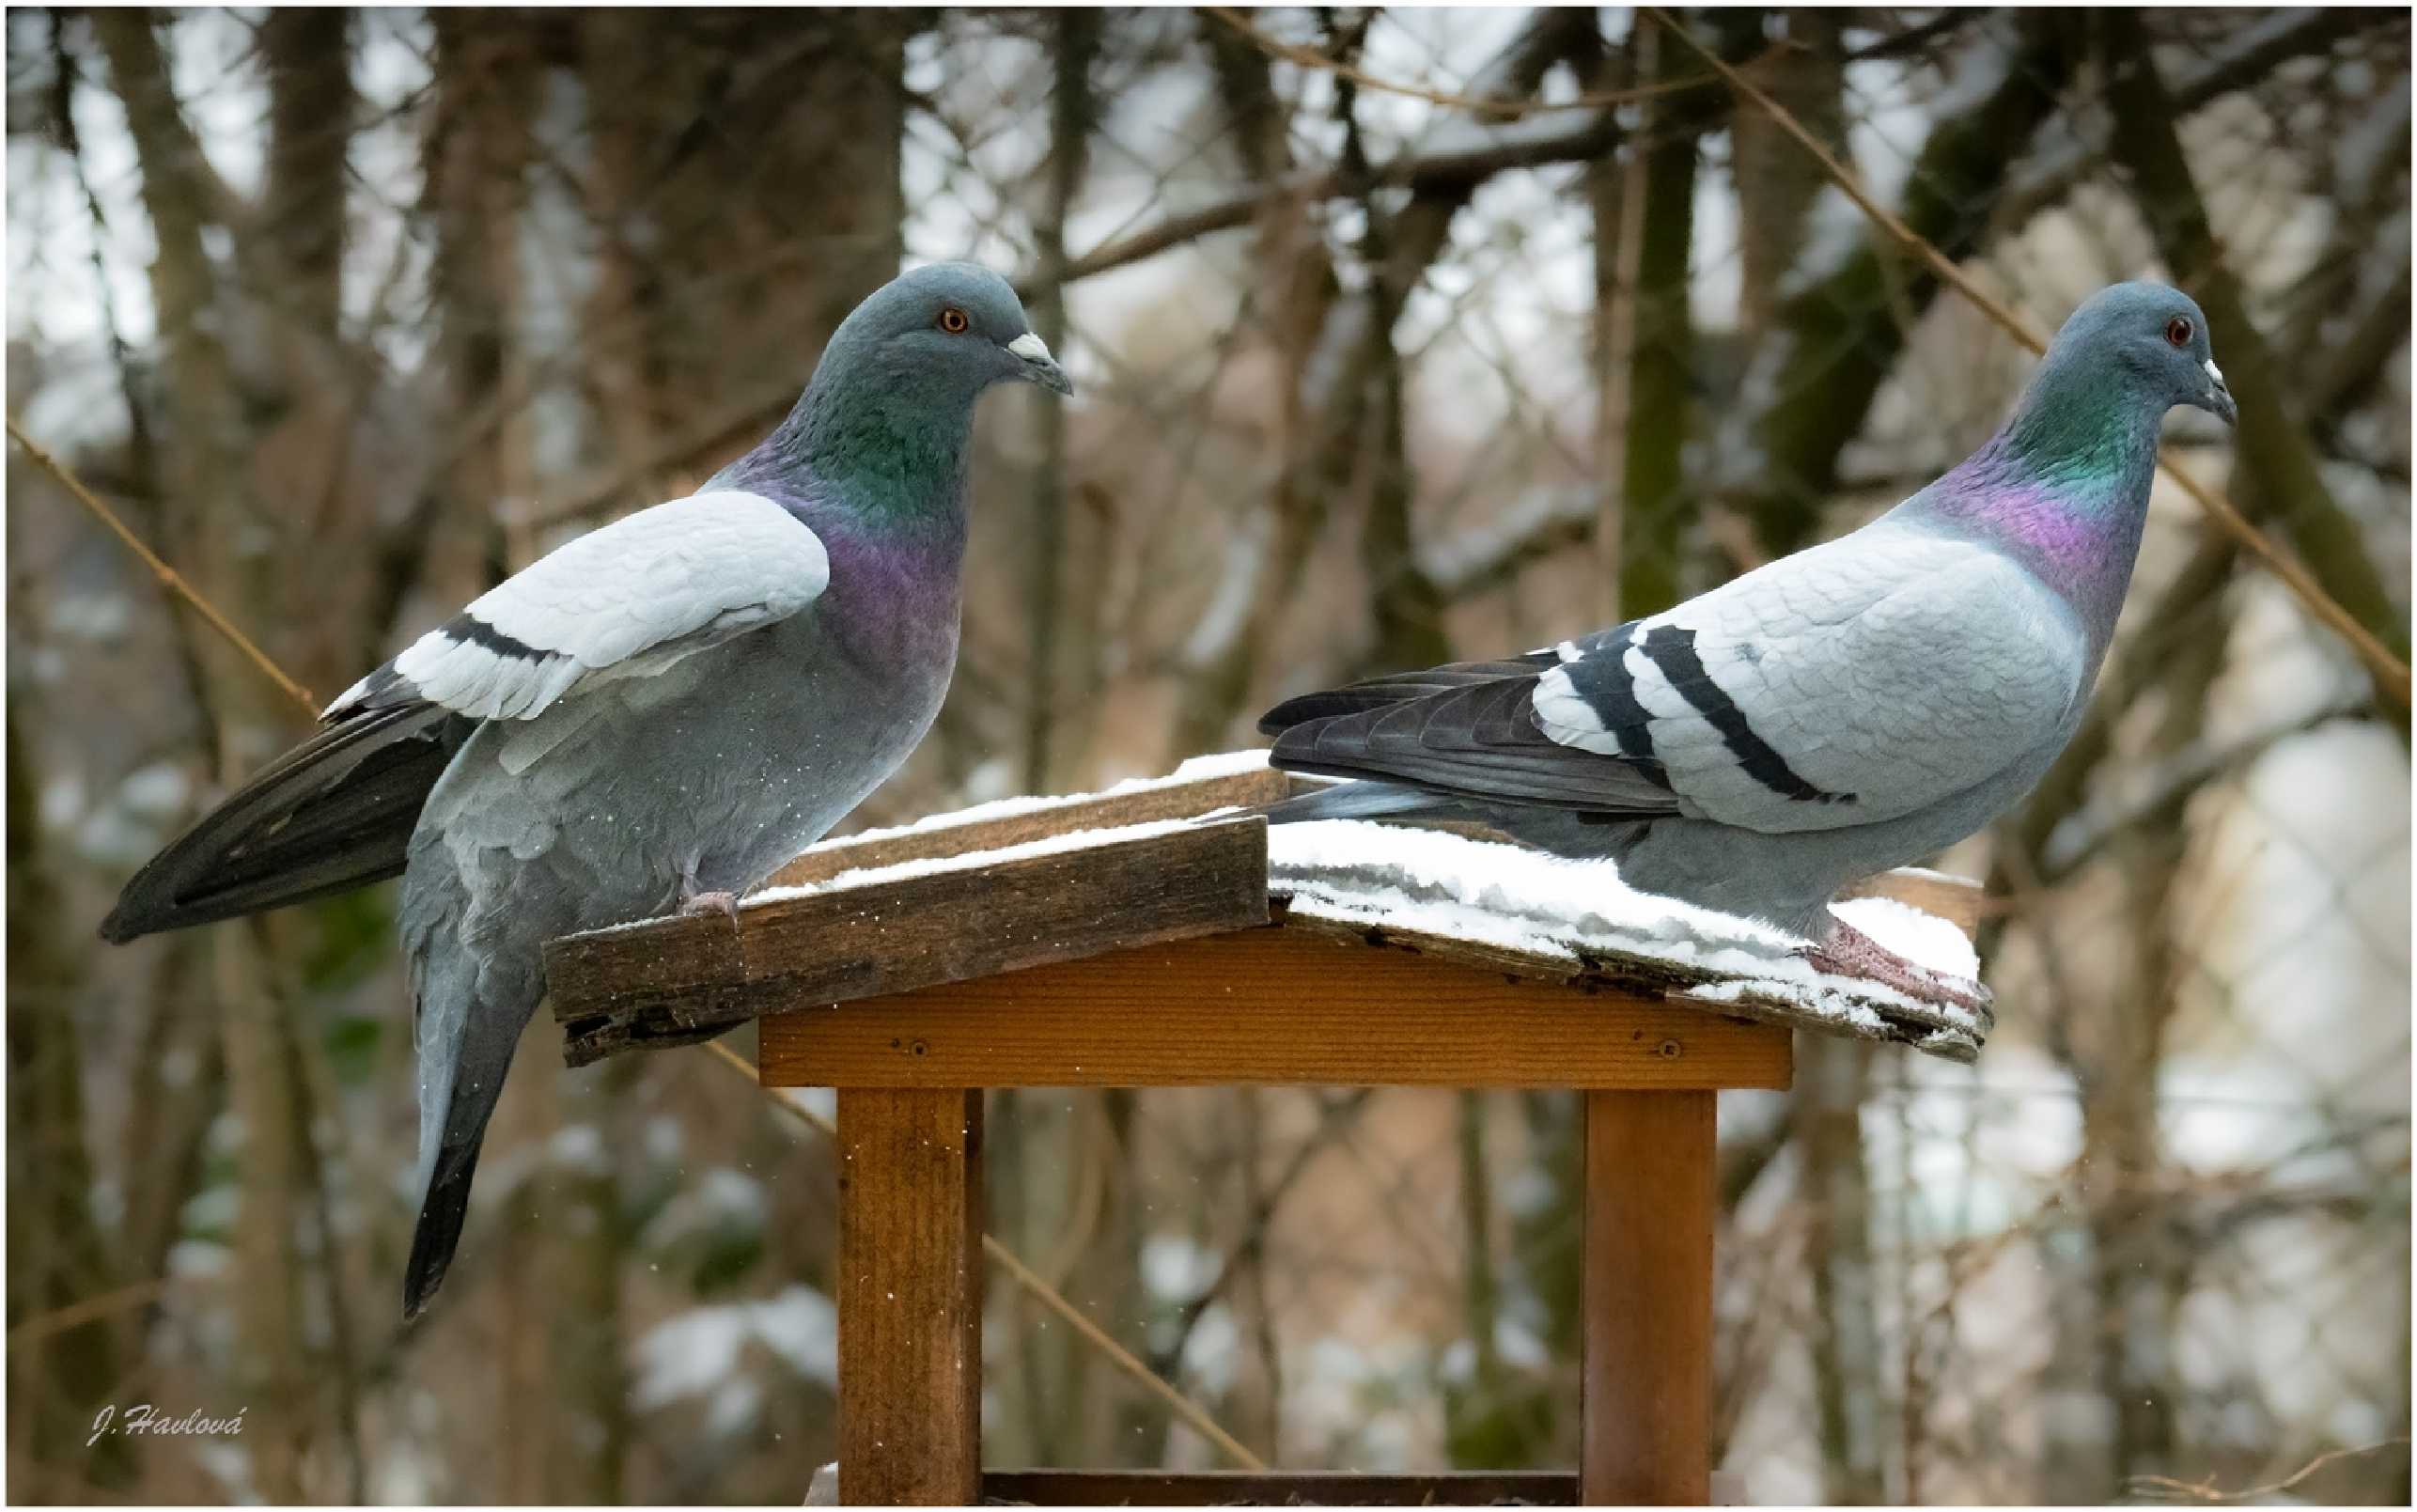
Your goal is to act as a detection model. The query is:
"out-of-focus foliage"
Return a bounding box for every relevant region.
[5,8,2409,1504]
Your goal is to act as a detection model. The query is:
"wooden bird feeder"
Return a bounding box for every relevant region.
[547,754,1988,1506]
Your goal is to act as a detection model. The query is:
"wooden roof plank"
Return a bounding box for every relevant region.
[767,762,1292,888]
[551,817,1270,1067]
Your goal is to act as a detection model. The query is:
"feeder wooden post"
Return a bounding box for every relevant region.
[836,1087,984,1506]
[1581,1088,1717,1504]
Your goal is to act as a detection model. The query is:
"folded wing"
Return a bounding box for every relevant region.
[105,491,831,940]
[1266,532,2083,834]
[326,490,831,723]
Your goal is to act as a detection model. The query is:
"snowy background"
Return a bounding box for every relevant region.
[6,8,2409,1504]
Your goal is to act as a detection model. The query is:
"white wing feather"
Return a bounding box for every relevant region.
[326,490,830,724]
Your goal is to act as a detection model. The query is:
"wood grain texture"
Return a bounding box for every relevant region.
[758,926,1790,1090]
[981,1469,1579,1504]
[1581,1089,1715,1505]
[836,1088,982,1506]
[770,764,1293,888]
[550,818,1269,1066]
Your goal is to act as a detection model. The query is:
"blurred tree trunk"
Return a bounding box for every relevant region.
[2011,507,2242,1504]
[1583,23,1649,625]
[1732,12,1846,340]
[421,13,537,606]
[1022,9,1100,792]
[1443,1092,1552,1467]
[1347,70,1450,678]
[543,1062,632,1502]
[579,9,668,507]
[6,701,134,1491]
[259,8,351,346]
[118,938,225,1286]
[1794,1037,1888,1503]
[95,11,318,1497]
[1725,16,2073,556]
[1610,16,1703,620]
[636,13,909,444]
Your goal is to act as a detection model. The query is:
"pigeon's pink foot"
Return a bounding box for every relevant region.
[1797,919,1989,1021]
[678,888,741,934]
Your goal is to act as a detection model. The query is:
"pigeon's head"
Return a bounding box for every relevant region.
[2054,282,2235,426]
[832,261,1073,399]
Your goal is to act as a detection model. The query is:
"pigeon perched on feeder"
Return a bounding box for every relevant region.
[1260,282,2234,1000]
[101,262,1071,1320]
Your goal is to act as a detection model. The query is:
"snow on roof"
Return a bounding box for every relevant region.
[663,750,1988,1059]
[825,747,1271,849]
[1268,818,1987,1054]
[741,818,1199,911]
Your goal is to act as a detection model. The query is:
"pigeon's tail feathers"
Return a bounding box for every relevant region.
[1257,655,1560,736]
[1259,779,1467,827]
[400,907,543,1323]
[402,1130,486,1323]
[101,703,470,943]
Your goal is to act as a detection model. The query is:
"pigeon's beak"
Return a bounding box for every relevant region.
[2200,357,2237,426]
[1008,332,1074,397]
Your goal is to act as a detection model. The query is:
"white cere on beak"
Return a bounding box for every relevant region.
[1009,332,1054,364]
[2205,357,2225,386]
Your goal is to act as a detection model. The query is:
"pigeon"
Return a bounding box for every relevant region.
[102,261,1071,1319]
[1259,282,2234,998]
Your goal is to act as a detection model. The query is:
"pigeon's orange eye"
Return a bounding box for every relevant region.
[938,307,970,335]
[2165,316,2192,347]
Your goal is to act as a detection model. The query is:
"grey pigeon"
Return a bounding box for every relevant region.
[102,262,1070,1319]
[1260,282,2234,997]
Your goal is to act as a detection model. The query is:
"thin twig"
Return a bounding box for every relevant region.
[2126,1437,2410,1504]
[1205,6,1723,118]
[1644,8,2412,711]
[8,413,321,714]
[699,1041,1270,1473]
[4,1278,179,1347]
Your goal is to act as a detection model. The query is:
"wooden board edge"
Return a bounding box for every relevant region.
[758,925,1795,1091]
[1275,890,1988,1064]
[552,817,1271,1064]
[770,763,1289,887]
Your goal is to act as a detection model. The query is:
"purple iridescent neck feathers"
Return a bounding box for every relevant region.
[1897,281,2231,637]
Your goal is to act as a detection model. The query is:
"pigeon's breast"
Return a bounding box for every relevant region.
[816,527,965,686]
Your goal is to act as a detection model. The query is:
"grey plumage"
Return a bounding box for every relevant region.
[104,262,1070,1319]
[1262,283,2235,964]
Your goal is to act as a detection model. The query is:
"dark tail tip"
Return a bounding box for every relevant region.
[400,1144,484,1323]
[99,885,166,943]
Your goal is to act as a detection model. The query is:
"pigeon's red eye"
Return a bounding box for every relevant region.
[2165,316,2192,347]
[938,307,970,335]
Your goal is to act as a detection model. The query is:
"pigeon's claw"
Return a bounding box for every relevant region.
[678,888,741,935]
[1797,918,1990,1022]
